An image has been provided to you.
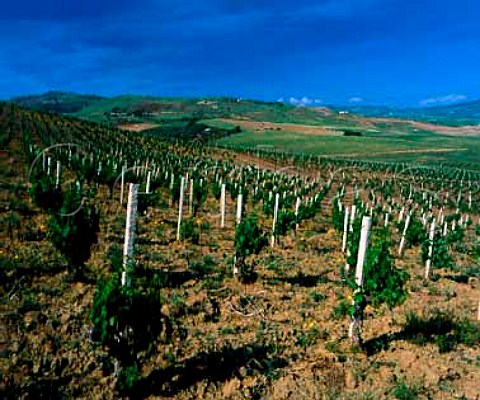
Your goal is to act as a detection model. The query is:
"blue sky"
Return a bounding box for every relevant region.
[1,0,479,106]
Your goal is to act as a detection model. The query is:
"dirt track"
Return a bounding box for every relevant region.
[117,122,159,132]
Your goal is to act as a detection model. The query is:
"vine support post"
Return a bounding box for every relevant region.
[295,197,301,231]
[233,254,240,277]
[424,219,436,281]
[342,206,350,253]
[349,205,356,232]
[398,213,411,256]
[220,183,226,228]
[271,193,279,247]
[168,173,174,207]
[189,178,194,215]
[176,176,185,241]
[122,183,138,286]
[236,193,243,224]
[55,161,61,188]
[120,165,125,205]
[146,170,151,194]
[348,216,372,345]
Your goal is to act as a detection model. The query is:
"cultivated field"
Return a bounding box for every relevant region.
[212,117,480,165]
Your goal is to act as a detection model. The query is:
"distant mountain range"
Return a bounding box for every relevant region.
[7,91,480,127]
[333,100,480,127]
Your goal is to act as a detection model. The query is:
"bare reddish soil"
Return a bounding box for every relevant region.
[118,122,160,132]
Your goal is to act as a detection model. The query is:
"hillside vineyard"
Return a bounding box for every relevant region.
[1,102,480,399]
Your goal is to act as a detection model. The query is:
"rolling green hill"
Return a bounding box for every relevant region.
[9,91,355,126]
[10,92,324,122]
[11,91,105,114]
[10,91,480,128]
[6,91,480,167]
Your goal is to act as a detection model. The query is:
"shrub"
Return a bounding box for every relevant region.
[180,218,199,244]
[90,276,165,363]
[137,190,160,214]
[48,189,99,277]
[404,215,426,247]
[362,231,409,310]
[116,364,139,393]
[90,272,166,393]
[234,214,267,282]
[421,234,453,270]
[29,173,63,212]
[391,379,421,400]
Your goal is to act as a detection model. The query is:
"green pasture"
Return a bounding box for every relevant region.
[214,125,480,166]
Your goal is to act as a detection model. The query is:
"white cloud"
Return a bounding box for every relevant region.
[286,96,323,107]
[348,97,364,103]
[419,94,467,106]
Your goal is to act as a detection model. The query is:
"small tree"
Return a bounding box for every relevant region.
[347,228,409,345]
[421,233,453,272]
[234,214,267,282]
[137,190,160,214]
[404,214,426,247]
[169,176,181,204]
[363,231,409,312]
[29,172,63,212]
[345,214,363,275]
[275,210,296,237]
[90,272,165,393]
[48,188,100,278]
[210,180,222,200]
[180,217,200,244]
[332,200,345,232]
[193,179,208,215]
